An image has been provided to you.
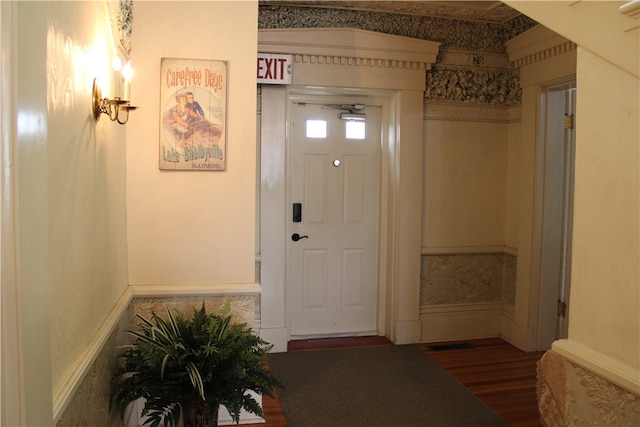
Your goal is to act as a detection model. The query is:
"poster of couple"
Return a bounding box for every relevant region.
[159,57,227,170]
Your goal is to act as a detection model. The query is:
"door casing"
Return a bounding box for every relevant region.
[533,78,576,350]
[258,28,439,351]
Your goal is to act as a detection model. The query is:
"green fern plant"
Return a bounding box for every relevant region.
[110,301,281,427]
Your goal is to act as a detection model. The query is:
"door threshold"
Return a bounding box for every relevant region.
[287,334,391,351]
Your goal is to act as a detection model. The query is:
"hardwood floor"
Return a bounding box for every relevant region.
[246,337,545,427]
[420,338,545,427]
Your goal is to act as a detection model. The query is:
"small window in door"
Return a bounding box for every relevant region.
[306,120,327,138]
[345,121,365,140]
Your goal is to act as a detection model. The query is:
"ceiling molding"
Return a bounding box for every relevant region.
[259,28,440,66]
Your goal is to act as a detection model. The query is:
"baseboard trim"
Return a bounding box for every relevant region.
[420,302,502,342]
[394,319,422,344]
[552,339,640,395]
[259,327,289,353]
[52,287,134,423]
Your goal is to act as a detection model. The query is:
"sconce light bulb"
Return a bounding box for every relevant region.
[112,56,122,72]
[122,60,133,82]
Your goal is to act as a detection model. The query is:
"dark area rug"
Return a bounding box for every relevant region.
[267,344,509,427]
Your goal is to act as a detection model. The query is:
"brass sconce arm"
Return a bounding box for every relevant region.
[92,78,138,125]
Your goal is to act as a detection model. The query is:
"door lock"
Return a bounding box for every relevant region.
[291,233,308,242]
[293,203,302,222]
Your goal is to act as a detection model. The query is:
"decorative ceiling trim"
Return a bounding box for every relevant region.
[292,54,431,71]
[506,25,576,69]
[259,28,440,66]
[510,42,576,69]
[258,28,441,89]
[437,47,510,71]
[425,67,521,107]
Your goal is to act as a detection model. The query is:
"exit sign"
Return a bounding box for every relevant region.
[257,53,293,84]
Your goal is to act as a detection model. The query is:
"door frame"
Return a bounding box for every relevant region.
[505,25,577,352]
[258,28,440,351]
[532,77,576,350]
[285,90,389,339]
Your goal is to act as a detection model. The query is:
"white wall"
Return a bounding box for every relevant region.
[127,1,258,286]
[2,1,130,424]
[422,120,507,249]
[47,0,130,390]
[570,47,639,370]
[505,0,640,387]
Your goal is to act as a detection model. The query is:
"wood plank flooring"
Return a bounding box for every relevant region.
[246,337,544,427]
[420,338,545,427]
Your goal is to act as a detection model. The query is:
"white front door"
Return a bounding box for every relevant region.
[287,100,381,338]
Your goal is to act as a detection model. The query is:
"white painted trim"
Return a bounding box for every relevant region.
[620,0,640,15]
[421,246,515,255]
[52,287,134,423]
[620,0,640,19]
[0,2,22,425]
[394,320,422,345]
[504,246,518,256]
[420,302,503,314]
[131,282,262,297]
[506,25,576,68]
[258,28,437,347]
[620,0,640,30]
[259,327,289,353]
[437,46,510,71]
[420,302,502,343]
[259,28,440,68]
[502,316,537,352]
[552,339,640,395]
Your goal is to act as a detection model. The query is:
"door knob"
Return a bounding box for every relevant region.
[291,233,308,242]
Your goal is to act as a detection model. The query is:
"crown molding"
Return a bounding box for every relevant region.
[505,24,576,69]
[291,53,431,70]
[259,28,440,69]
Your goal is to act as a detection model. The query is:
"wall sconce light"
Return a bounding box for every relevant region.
[92,78,138,125]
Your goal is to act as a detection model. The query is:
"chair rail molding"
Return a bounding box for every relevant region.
[552,339,640,395]
[53,287,134,422]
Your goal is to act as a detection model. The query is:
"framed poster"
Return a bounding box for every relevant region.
[159,58,227,170]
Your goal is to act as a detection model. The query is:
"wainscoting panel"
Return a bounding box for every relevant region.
[420,302,502,342]
[538,350,640,426]
[419,251,517,343]
[56,287,262,426]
